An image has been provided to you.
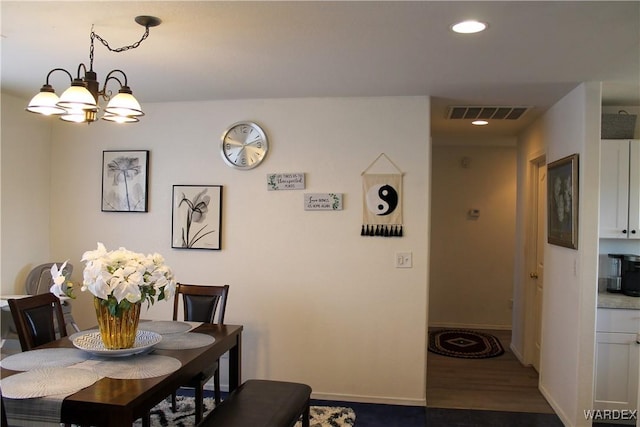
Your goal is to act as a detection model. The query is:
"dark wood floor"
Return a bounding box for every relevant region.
[427,329,556,414]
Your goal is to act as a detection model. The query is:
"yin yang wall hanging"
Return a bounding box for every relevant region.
[361,153,404,237]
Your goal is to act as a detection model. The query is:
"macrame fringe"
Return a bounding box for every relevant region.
[360,224,403,237]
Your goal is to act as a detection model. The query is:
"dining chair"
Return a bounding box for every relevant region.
[24,262,80,333]
[8,293,68,351]
[171,283,229,423]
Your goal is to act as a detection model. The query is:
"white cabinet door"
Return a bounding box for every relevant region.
[600,140,631,238]
[628,140,640,239]
[594,331,639,411]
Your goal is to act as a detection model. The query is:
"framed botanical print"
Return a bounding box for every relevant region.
[547,153,579,249]
[102,150,149,212]
[172,185,223,250]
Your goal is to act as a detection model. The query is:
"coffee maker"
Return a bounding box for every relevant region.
[606,254,624,293]
[621,254,640,297]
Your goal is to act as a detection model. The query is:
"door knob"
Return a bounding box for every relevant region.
[529,272,538,279]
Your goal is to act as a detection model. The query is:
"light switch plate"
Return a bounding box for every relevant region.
[395,252,412,268]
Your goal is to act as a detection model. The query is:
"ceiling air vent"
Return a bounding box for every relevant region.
[447,106,530,120]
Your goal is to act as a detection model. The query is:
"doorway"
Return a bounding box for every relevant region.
[426,146,551,413]
[524,155,546,372]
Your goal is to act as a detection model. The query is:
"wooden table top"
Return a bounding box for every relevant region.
[1,323,243,426]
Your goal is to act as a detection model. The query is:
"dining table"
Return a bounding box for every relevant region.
[0,321,243,426]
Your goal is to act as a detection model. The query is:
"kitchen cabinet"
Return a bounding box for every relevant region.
[600,139,640,239]
[594,308,640,412]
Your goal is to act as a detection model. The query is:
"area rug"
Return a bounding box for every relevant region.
[132,395,356,427]
[428,329,504,359]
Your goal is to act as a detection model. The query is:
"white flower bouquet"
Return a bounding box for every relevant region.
[51,242,176,316]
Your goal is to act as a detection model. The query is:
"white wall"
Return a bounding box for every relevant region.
[1,96,431,405]
[0,93,53,293]
[429,144,516,329]
[517,83,601,426]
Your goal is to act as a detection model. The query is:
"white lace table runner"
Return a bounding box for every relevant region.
[153,332,215,350]
[3,393,68,427]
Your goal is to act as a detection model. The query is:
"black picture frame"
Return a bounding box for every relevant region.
[101,150,149,212]
[172,185,223,250]
[547,153,579,249]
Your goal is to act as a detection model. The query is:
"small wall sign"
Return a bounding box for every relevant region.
[304,193,343,211]
[267,173,305,191]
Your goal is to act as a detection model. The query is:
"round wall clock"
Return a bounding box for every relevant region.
[220,121,269,170]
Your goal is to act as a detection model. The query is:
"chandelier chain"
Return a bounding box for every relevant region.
[89,27,151,69]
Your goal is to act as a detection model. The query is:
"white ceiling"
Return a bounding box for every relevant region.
[2,1,639,138]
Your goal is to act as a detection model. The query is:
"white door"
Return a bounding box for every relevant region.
[532,162,546,372]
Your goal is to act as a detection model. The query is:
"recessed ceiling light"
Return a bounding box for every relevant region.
[451,20,488,34]
[472,120,489,126]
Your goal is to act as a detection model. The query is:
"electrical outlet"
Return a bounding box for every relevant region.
[395,252,412,268]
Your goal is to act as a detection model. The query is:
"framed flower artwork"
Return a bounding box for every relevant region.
[547,153,578,249]
[102,150,149,212]
[172,185,223,250]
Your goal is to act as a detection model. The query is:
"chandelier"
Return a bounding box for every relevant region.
[26,16,161,124]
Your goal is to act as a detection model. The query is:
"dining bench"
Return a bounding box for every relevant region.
[198,379,312,427]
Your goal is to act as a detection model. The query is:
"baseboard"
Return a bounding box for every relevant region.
[310,392,426,407]
[509,342,529,366]
[539,382,572,426]
[428,322,512,331]
[206,383,425,407]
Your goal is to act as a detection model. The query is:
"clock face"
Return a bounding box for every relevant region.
[220,121,268,170]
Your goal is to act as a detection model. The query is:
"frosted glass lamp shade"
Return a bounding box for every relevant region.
[105,90,144,117]
[57,81,98,111]
[60,110,97,123]
[102,113,140,123]
[26,87,65,115]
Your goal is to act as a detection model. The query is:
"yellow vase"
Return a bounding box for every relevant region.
[93,297,142,349]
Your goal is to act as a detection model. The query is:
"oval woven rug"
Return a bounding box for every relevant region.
[428,329,504,359]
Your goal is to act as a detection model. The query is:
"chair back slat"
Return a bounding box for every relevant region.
[8,293,68,351]
[24,304,58,347]
[173,283,229,325]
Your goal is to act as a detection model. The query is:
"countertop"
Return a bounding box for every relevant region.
[598,291,640,310]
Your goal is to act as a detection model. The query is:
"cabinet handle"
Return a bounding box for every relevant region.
[623,229,628,234]
[632,230,637,234]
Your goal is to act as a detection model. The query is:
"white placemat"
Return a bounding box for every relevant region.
[138,320,193,335]
[0,348,91,371]
[0,367,100,399]
[76,354,182,379]
[153,332,215,350]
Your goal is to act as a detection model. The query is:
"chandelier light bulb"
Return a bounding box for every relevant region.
[60,111,89,123]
